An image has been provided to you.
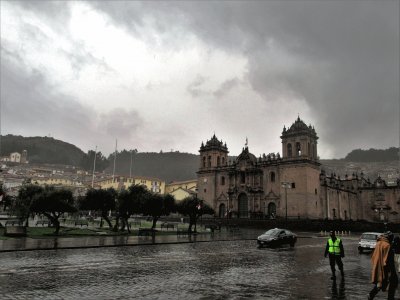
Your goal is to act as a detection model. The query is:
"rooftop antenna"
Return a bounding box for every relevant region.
[112,139,117,181]
[91,145,97,188]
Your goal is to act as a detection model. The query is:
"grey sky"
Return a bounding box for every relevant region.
[1,1,398,159]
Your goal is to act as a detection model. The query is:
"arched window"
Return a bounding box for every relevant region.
[208,156,212,167]
[222,157,225,165]
[296,142,301,156]
[203,156,206,168]
[221,176,225,185]
[270,172,275,182]
[217,156,220,166]
[287,143,292,158]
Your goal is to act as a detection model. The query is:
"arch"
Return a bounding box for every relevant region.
[238,193,248,218]
[219,203,226,218]
[270,172,275,182]
[287,143,292,158]
[268,202,276,218]
[296,142,301,156]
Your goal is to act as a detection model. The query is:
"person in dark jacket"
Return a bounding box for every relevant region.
[324,230,345,280]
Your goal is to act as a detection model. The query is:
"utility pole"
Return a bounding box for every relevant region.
[112,139,117,181]
[281,182,292,227]
[129,150,133,178]
[91,146,97,188]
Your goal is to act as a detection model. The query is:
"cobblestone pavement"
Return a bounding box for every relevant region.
[0,234,398,299]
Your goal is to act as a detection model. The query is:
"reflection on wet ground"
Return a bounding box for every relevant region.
[1,234,394,299]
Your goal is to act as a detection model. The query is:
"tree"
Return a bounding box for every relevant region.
[176,196,214,233]
[79,188,116,228]
[14,184,44,226]
[30,186,77,235]
[114,184,149,233]
[0,183,13,211]
[142,193,176,229]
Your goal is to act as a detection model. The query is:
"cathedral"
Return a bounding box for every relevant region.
[197,117,400,223]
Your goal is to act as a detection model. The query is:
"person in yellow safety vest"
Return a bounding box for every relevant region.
[324,230,345,280]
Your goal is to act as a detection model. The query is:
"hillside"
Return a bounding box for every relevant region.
[1,135,398,182]
[0,135,86,166]
[105,151,199,183]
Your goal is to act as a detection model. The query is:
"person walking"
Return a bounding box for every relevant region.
[324,230,345,280]
[369,232,398,300]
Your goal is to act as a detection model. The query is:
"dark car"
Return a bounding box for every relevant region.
[257,228,297,248]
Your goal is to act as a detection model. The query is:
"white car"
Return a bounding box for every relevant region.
[358,232,382,253]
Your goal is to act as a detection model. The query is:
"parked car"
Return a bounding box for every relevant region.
[257,228,297,248]
[358,232,382,253]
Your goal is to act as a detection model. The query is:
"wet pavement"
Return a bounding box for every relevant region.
[1,231,398,299]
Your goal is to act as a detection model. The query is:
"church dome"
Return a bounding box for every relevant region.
[281,116,318,139]
[236,147,257,164]
[199,134,228,152]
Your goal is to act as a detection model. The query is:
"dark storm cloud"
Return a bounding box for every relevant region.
[213,78,240,98]
[92,1,399,157]
[187,75,207,98]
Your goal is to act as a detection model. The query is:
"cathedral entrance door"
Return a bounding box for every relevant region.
[238,193,249,218]
[268,202,276,219]
[219,203,226,218]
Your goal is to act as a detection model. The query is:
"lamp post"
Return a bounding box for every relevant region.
[281,182,292,227]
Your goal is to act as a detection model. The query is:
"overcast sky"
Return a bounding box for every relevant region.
[1,1,399,159]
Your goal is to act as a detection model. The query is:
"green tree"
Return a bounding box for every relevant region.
[0,183,13,211]
[176,196,214,233]
[114,184,149,233]
[142,193,176,229]
[14,184,44,226]
[79,188,116,228]
[30,186,77,235]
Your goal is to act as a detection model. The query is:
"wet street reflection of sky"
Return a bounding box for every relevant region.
[0,236,393,299]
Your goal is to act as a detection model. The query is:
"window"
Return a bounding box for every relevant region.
[240,172,245,184]
[291,182,296,188]
[204,188,207,193]
[203,156,206,168]
[270,172,275,182]
[221,176,225,185]
[287,143,292,157]
[217,156,220,166]
[333,208,336,219]
[315,188,317,195]
[308,142,311,157]
[222,157,225,165]
[208,156,212,167]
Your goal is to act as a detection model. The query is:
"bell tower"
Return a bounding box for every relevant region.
[199,134,229,170]
[281,116,318,161]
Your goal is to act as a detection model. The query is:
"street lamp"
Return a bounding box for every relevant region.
[281,182,292,226]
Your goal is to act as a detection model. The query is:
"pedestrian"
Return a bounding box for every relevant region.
[324,230,345,280]
[369,231,398,300]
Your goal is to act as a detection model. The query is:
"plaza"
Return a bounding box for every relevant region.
[0,230,394,299]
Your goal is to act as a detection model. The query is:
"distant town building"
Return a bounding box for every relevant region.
[165,179,197,201]
[95,176,165,194]
[197,117,400,222]
[0,150,28,163]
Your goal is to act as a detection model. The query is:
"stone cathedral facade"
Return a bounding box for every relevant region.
[197,117,400,223]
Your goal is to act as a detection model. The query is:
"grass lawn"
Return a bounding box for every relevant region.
[0,221,210,239]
